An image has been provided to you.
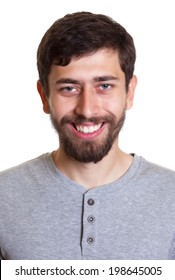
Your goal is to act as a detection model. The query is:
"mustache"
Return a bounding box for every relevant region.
[60,114,116,126]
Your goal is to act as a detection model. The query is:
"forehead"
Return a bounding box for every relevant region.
[70,48,120,63]
[49,49,125,82]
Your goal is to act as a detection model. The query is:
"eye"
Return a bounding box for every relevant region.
[62,86,76,92]
[57,85,79,96]
[98,83,113,92]
[100,84,111,89]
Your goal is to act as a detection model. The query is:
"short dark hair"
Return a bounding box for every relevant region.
[37,11,136,95]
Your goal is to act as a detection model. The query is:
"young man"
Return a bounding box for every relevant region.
[0,12,175,260]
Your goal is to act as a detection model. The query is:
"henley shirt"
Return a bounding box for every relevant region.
[0,153,175,259]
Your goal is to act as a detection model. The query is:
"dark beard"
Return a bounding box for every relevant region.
[50,112,126,163]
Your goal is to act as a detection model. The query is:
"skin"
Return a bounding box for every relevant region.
[37,48,137,189]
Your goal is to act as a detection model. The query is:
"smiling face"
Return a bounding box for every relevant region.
[38,49,137,163]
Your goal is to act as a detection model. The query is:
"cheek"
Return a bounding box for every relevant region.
[49,96,76,119]
[104,98,126,115]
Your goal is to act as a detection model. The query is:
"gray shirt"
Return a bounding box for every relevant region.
[0,153,175,259]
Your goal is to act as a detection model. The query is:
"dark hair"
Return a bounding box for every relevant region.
[37,11,136,95]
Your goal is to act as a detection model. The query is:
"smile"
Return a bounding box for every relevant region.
[75,123,103,134]
[69,122,105,139]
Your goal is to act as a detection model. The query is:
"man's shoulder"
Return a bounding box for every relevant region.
[139,156,175,182]
[0,153,50,185]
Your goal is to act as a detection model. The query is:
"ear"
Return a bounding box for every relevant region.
[126,75,137,110]
[37,80,50,114]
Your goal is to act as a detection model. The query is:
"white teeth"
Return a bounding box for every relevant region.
[76,124,102,133]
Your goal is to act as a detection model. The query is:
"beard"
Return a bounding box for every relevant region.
[50,111,126,164]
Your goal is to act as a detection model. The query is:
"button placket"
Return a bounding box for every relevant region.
[81,194,99,256]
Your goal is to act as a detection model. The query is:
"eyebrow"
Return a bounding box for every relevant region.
[55,78,80,85]
[55,75,119,85]
[93,75,119,82]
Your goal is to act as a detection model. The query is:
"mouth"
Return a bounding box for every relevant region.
[74,123,104,134]
[69,122,105,139]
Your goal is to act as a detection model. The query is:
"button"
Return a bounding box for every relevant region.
[87,236,95,244]
[87,198,95,206]
[87,215,95,223]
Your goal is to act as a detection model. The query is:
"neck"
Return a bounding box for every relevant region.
[52,143,133,189]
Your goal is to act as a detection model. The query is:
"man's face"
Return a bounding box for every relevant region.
[38,49,136,163]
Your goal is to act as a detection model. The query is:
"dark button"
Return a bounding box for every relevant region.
[87,215,95,223]
[87,198,95,206]
[87,236,95,244]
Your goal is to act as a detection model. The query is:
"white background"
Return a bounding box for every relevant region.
[0,0,175,171]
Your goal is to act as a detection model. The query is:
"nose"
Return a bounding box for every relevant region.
[74,87,100,118]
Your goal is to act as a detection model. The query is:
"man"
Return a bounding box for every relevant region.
[0,11,175,260]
